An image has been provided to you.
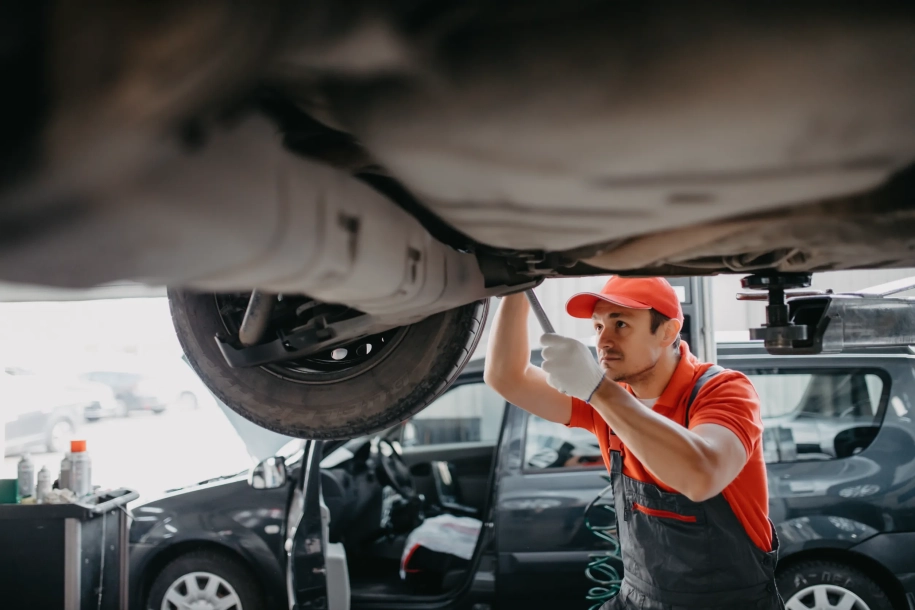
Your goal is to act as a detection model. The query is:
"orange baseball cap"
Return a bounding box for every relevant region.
[565,276,684,323]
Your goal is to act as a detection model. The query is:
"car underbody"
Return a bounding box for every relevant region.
[2,2,915,436]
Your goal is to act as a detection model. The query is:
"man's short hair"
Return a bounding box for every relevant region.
[649,309,682,350]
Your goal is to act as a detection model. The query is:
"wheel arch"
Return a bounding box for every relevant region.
[135,539,283,610]
[44,411,78,452]
[777,547,908,610]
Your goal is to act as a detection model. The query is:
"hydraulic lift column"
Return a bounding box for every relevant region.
[666,277,716,364]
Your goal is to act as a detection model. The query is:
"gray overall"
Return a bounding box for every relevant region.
[601,366,785,609]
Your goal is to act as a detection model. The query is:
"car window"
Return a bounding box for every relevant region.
[743,368,889,463]
[523,414,604,471]
[401,380,505,447]
[277,439,308,462]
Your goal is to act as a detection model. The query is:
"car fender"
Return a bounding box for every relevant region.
[775,515,880,559]
[131,509,286,609]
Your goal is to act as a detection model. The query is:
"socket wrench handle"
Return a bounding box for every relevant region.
[524,289,555,334]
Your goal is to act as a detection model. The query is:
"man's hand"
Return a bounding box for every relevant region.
[540,333,605,402]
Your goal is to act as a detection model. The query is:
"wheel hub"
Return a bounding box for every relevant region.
[214,293,406,381]
[161,572,242,610]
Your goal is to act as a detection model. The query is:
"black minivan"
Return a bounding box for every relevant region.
[130,342,915,610]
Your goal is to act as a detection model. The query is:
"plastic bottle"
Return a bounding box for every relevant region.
[17,453,35,499]
[36,466,51,503]
[69,440,92,498]
[59,452,73,491]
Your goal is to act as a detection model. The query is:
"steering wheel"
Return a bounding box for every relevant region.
[375,438,416,499]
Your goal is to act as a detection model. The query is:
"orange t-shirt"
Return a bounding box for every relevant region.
[567,342,772,552]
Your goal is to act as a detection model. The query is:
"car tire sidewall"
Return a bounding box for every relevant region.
[146,550,264,610]
[169,289,487,439]
[777,560,894,610]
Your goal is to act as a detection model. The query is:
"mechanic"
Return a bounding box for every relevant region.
[484,277,783,609]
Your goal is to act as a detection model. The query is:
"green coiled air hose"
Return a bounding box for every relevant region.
[583,477,622,609]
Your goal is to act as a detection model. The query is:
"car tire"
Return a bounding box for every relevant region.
[777,560,894,610]
[169,289,488,439]
[145,549,264,610]
[45,419,74,454]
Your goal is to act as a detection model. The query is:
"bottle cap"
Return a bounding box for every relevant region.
[70,440,87,453]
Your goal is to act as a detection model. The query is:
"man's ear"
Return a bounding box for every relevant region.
[662,319,682,346]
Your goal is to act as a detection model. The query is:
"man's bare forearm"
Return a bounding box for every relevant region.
[484,294,573,423]
[589,380,722,501]
[484,294,531,384]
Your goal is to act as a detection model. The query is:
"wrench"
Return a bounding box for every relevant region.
[524,288,555,334]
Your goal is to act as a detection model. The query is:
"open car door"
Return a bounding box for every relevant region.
[287,440,351,610]
[201,382,348,609]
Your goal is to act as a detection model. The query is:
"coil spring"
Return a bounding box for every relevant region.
[583,477,622,609]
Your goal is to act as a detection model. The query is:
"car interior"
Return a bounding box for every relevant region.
[317,378,505,602]
[319,438,494,600]
[752,369,888,462]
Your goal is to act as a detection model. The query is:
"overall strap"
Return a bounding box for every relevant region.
[684,365,725,429]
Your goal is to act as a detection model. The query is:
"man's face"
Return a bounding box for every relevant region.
[591,301,678,384]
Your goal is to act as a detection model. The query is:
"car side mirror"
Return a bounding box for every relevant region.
[248,456,288,490]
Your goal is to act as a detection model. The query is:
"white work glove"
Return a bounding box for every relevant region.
[540,333,606,403]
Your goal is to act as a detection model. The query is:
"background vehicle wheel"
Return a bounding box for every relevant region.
[169,290,488,439]
[778,560,893,610]
[45,419,74,453]
[177,391,199,410]
[146,550,263,610]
